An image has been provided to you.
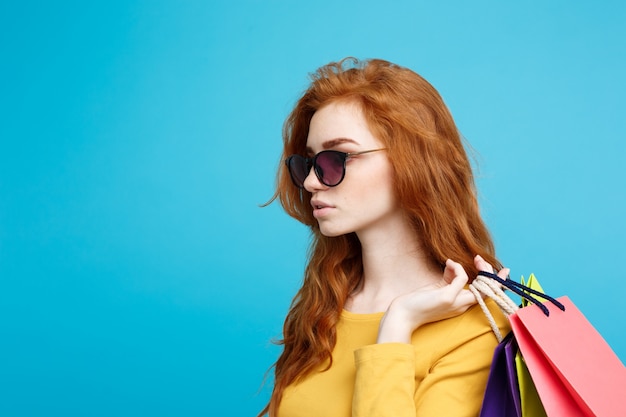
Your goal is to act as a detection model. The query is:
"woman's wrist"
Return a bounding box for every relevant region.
[376,303,417,344]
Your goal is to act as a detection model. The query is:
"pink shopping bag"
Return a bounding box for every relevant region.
[509,296,626,417]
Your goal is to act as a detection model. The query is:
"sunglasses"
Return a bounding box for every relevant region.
[285,148,386,188]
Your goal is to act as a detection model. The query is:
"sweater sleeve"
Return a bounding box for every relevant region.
[352,343,418,417]
[411,321,499,416]
[352,305,506,417]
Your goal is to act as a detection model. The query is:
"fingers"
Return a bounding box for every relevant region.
[474,254,494,273]
[444,259,469,290]
[385,261,479,333]
[474,254,510,280]
[497,267,510,279]
[457,288,479,308]
[443,260,476,309]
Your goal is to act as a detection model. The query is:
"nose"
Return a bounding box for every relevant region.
[303,166,327,192]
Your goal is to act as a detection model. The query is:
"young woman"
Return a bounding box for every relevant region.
[260,58,510,417]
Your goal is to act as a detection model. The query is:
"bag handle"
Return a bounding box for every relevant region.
[469,271,566,342]
[469,274,517,342]
[477,271,565,316]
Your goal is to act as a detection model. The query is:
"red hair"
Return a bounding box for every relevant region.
[260,58,500,416]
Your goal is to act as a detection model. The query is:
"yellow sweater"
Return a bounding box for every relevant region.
[278,299,510,417]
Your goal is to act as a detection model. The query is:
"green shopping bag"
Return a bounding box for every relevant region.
[516,274,547,417]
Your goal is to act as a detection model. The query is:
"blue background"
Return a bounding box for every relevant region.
[1,1,624,415]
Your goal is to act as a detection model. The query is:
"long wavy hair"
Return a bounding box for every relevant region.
[260,57,500,416]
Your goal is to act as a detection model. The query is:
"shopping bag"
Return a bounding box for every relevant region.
[474,272,550,417]
[515,354,546,417]
[473,271,626,417]
[479,332,521,417]
[510,295,626,417]
[516,274,547,417]
[520,274,545,307]
[473,274,535,417]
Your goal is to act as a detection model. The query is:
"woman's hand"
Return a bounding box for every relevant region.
[474,254,509,281]
[376,256,508,344]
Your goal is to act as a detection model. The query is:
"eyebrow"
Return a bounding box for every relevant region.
[306,138,359,154]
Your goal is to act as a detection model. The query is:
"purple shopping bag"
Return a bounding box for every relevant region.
[479,332,522,417]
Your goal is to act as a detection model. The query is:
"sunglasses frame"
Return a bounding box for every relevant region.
[285,148,386,189]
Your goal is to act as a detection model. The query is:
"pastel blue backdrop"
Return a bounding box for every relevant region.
[1,1,624,416]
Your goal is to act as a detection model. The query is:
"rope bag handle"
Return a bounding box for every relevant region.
[469,271,565,343]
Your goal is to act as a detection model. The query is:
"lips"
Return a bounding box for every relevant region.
[311,199,334,218]
[311,200,331,209]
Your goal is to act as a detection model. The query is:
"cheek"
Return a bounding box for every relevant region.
[350,166,398,213]
[368,163,397,199]
[336,158,398,210]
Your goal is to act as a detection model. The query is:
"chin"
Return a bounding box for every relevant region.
[319,229,343,237]
[318,224,350,238]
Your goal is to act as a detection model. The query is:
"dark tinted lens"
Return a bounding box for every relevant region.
[315,151,346,186]
[287,155,309,188]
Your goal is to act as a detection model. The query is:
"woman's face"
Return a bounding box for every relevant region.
[303,101,403,239]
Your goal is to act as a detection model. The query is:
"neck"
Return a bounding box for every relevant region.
[345,217,443,314]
